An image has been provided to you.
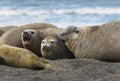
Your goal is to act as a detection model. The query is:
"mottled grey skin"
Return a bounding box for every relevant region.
[59,21,120,62]
[21,28,63,57]
[0,43,57,70]
[0,23,57,48]
[41,36,75,60]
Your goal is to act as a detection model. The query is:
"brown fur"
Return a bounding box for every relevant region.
[41,36,75,60]
[0,43,57,70]
[21,28,63,57]
[0,23,57,47]
[59,21,120,62]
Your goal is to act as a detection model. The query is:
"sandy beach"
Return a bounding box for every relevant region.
[0,58,120,81]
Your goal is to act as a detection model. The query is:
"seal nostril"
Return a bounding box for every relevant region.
[23,31,28,35]
[43,45,50,50]
[43,45,47,48]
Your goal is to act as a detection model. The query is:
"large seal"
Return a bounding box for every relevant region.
[0,43,57,70]
[59,21,120,62]
[0,23,57,47]
[21,28,63,57]
[41,36,75,60]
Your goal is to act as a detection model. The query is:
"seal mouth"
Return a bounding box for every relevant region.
[42,48,51,51]
[43,49,50,51]
[22,35,31,44]
[42,48,51,55]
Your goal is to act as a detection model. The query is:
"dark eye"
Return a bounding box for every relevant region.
[42,41,44,43]
[31,31,35,34]
[50,41,54,44]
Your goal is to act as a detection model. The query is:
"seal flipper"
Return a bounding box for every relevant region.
[0,57,5,65]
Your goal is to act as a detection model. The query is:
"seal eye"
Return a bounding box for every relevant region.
[31,31,35,34]
[50,41,54,44]
[42,41,44,43]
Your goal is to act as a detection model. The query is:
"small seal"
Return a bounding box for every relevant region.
[41,36,75,60]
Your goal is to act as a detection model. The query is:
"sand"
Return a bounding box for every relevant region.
[0,59,120,81]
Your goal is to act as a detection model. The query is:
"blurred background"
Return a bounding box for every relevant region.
[0,0,120,27]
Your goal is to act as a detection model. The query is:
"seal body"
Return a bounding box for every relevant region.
[59,21,120,62]
[41,36,75,60]
[0,43,56,70]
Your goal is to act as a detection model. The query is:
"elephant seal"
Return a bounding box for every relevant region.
[21,29,42,57]
[0,23,57,48]
[59,21,120,62]
[0,43,57,70]
[21,28,63,57]
[41,36,75,60]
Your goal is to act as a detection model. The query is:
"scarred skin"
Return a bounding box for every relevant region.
[41,36,75,60]
[59,21,120,62]
[0,43,57,70]
[21,28,63,57]
[0,23,57,48]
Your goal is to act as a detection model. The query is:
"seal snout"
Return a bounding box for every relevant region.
[23,31,28,35]
[22,30,30,36]
[42,44,51,51]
